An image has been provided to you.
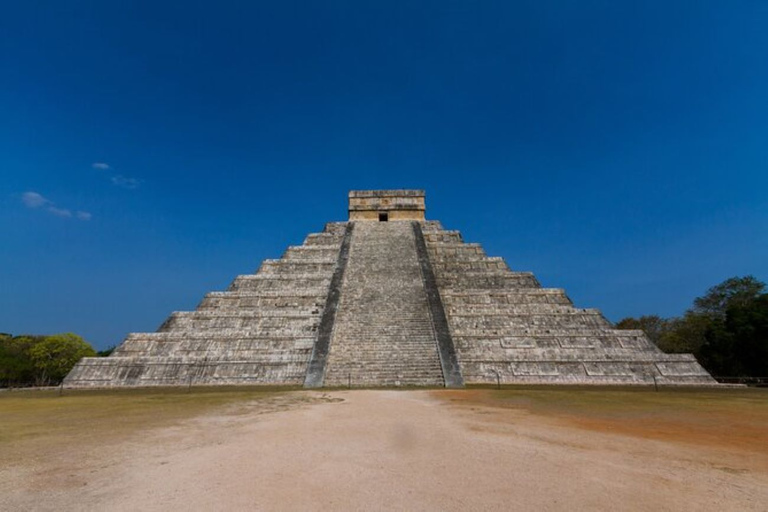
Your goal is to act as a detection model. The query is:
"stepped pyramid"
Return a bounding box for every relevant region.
[65,190,716,388]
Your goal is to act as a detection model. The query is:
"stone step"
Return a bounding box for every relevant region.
[453,335,657,351]
[303,235,343,247]
[449,318,612,332]
[334,336,436,342]
[282,246,340,260]
[460,360,715,379]
[436,270,533,278]
[123,332,317,341]
[324,221,445,386]
[445,304,586,315]
[196,300,325,312]
[422,230,463,243]
[430,258,508,271]
[114,352,311,362]
[228,275,331,291]
[330,348,442,355]
[199,297,325,310]
[441,290,571,306]
[64,357,311,388]
[437,274,541,289]
[205,290,328,298]
[116,338,315,354]
[330,359,441,365]
[449,308,605,318]
[163,310,321,320]
[158,317,320,333]
[454,348,692,362]
[427,241,483,250]
[454,328,646,337]
[326,365,443,373]
[257,260,336,275]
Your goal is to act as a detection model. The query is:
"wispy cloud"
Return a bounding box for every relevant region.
[22,191,50,208]
[21,191,91,221]
[47,206,72,218]
[93,161,141,190]
[111,175,141,189]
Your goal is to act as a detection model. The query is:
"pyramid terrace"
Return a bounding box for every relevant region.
[65,190,716,388]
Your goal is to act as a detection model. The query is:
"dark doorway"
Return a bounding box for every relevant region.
[379,212,389,222]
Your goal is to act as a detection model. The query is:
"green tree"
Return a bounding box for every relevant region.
[653,276,767,359]
[0,335,44,386]
[656,313,712,354]
[699,294,768,377]
[692,275,765,319]
[28,333,96,386]
[614,277,767,379]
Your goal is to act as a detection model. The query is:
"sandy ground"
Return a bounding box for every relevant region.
[2,389,767,511]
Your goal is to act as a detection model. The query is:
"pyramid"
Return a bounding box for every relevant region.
[65,190,716,388]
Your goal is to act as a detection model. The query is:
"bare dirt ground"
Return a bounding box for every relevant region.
[1,387,767,511]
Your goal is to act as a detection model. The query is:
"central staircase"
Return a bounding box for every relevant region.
[324,222,445,387]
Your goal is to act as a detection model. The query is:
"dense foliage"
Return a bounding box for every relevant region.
[616,276,768,378]
[0,332,97,387]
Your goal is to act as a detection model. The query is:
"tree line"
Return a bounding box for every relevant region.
[0,333,110,387]
[616,276,768,378]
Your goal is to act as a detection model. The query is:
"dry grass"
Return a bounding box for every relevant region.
[3,387,768,511]
[4,385,767,469]
[0,386,303,465]
[441,386,768,456]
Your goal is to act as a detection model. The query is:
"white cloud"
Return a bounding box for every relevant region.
[22,191,50,208]
[47,206,73,218]
[111,175,141,189]
[21,191,90,220]
[92,161,143,190]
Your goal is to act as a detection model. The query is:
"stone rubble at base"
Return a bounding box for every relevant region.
[64,190,717,388]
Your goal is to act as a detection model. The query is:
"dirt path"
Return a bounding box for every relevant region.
[2,390,767,511]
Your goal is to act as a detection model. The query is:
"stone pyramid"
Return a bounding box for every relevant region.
[65,190,716,388]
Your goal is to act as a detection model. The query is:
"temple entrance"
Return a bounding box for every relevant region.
[379,212,389,222]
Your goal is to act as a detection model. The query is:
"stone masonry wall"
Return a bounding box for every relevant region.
[420,222,717,386]
[64,223,348,388]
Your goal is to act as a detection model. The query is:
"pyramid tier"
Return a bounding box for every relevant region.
[65,356,311,387]
[442,289,572,305]
[421,223,717,386]
[282,246,341,260]
[64,205,719,388]
[198,291,326,311]
[114,332,316,356]
[64,222,348,387]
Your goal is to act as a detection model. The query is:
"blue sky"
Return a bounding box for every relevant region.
[2,1,767,349]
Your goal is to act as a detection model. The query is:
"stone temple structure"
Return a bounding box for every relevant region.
[65,190,716,388]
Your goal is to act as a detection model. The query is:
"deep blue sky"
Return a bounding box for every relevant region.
[2,1,767,349]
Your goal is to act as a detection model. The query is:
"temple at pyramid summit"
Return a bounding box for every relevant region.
[65,190,716,388]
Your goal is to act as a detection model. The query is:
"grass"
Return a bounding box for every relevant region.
[4,385,767,466]
[0,386,304,465]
